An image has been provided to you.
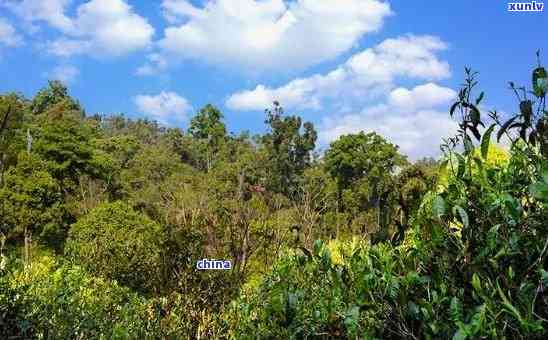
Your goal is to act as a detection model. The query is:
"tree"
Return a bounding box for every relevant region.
[65,201,164,294]
[0,153,66,256]
[324,132,407,235]
[29,80,81,115]
[188,104,227,171]
[0,94,25,185]
[31,113,114,189]
[261,102,317,197]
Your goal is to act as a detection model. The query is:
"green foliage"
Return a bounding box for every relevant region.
[29,80,81,115]
[0,153,66,246]
[325,131,407,190]
[0,254,167,339]
[226,60,548,339]
[2,54,548,339]
[65,201,164,294]
[261,102,317,197]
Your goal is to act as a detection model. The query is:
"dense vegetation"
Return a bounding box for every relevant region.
[0,56,547,339]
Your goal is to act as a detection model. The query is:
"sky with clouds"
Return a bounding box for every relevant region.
[0,0,545,160]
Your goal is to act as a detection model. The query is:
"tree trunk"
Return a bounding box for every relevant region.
[0,153,5,187]
[24,227,32,270]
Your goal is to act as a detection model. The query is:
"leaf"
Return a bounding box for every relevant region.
[463,134,474,154]
[496,282,524,325]
[453,206,469,229]
[497,116,518,142]
[481,124,495,159]
[469,126,481,141]
[533,67,547,97]
[344,305,360,332]
[432,195,446,219]
[313,239,324,256]
[450,102,460,117]
[530,182,548,202]
[469,104,481,127]
[471,273,481,292]
[529,131,537,146]
[475,92,485,105]
[456,154,466,179]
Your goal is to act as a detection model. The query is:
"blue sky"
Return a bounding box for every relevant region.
[0,0,545,159]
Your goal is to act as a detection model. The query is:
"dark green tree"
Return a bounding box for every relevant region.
[0,94,26,186]
[324,132,407,235]
[188,104,227,171]
[65,201,164,294]
[29,80,81,115]
[0,153,66,253]
[261,102,317,197]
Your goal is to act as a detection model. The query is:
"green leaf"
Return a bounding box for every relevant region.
[481,124,495,159]
[313,239,324,256]
[469,105,481,128]
[496,282,524,325]
[530,182,548,202]
[475,92,485,105]
[533,66,547,97]
[456,154,466,179]
[471,273,481,292]
[469,126,481,141]
[432,195,446,219]
[453,206,469,229]
[450,102,460,117]
[497,116,518,142]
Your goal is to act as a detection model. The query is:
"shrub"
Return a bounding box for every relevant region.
[65,201,164,294]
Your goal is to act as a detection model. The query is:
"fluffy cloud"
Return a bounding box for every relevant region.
[134,91,192,125]
[388,83,456,110]
[227,34,456,160]
[1,0,73,31]
[227,35,451,111]
[46,64,80,84]
[3,0,154,57]
[157,0,392,71]
[0,18,22,47]
[320,108,458,161]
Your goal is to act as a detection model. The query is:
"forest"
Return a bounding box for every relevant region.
[0,56,547,339]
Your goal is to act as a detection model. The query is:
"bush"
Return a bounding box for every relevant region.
[65,201,164,294]
[1,254,166,339]
[225,66,548,339]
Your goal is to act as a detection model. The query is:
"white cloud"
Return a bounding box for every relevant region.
[388,83,456,110]
[3,0,154,57]
[157,0,392,71]
[136,53,168,76]
[134,91,192,125]
[226,35,451,111]
[320,106,459,161]
[0,18,22,47]
[2,0,73,31]
[227,34,456,160]
[46,64,80,84]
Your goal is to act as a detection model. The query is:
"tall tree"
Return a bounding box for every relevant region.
[0,94,25,186]
[30,80,81,115]
[188,104,227,171]
[324,132,407,233]
[261,102,317,197]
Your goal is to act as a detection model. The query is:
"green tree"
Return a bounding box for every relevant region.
[65,201,164,294]
[325,132,407,235]
[30,113,114,188]
[261,102,317,197]
[188,104,227,171]
[29,80,81,115]
[0,94,26,185]
[0,153,66,254]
